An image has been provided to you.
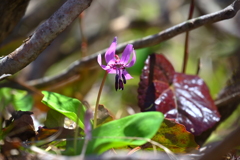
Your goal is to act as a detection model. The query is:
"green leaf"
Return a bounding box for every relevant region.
[0,88,13,107]
[150,119,199,153]
[13,90,33,111]
[65,112,164,155]
[41,91,86,129]
[44,109,65,128]
[0,88,33,111]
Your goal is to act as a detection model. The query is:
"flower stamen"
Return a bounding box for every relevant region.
[122,74,126,84]
[115,74,119,91]
[119,79,124,90]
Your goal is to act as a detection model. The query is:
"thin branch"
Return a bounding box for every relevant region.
[199,124,240,160]
[182,0,195,73]
[0,0,92,76]
[195,58,201,75]
[25,0,240,88]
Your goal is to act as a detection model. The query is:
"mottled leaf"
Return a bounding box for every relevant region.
[143,118,199,153]
[138,54,220,135]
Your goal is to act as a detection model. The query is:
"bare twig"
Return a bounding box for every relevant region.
[182,0,195,73]
[199,125,240,160]
[195,58,201,75]
[0,0,92,76]
[25,0,240,88]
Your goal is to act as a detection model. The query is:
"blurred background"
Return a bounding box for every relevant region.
[0,0,240,143]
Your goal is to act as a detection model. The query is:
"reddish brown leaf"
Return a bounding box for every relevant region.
[3,111,36,141]
[138,54,220,135]
[36,127,80,141]
[138,54,175,112]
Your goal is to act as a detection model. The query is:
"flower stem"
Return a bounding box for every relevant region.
[94,71,108,129]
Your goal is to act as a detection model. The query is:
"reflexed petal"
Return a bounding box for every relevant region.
[101,65,110,70]
[123,70,133,80]
[105,37,117,63]
[97,54,102,65]
[120,44,133,64]
[98,54,110,70]
[125,50,136,68]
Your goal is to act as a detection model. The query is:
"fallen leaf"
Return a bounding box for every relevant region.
[3,111,36,141]
[143,118,199,153]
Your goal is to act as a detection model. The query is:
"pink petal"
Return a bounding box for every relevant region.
[101,65,110,70]
[107,59,116,65]
[97,54,102,65]
[120,44,133,64]
[98,55,111,70]
[107,68,116,74]
[123,70,133,80]
[125,49,136,68]
[105,37,117,63]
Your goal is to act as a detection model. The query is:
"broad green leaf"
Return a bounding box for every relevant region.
[0,88,13,107]
[64,112,164,155]
[0,88,33,111]
[149,119,199,153]
[13,90,33,111]
[41,91,86,129]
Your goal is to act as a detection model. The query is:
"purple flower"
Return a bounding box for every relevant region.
[97,37,136,91]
